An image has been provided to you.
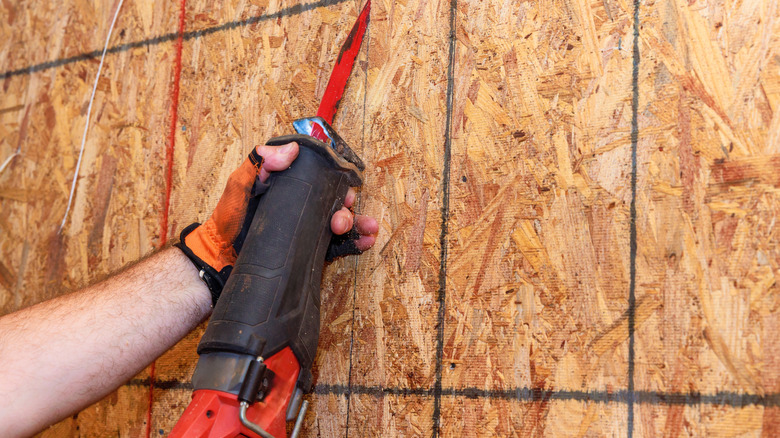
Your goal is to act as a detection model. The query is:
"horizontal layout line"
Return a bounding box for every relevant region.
[128,377,191,391]
[312,384,780,408]
[126,379,779,408]
[0,0,350,80]
[315,383,432,397]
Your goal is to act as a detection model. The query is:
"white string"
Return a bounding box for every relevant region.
[59,0,125,232]
[0,108,24,176]
[0,152,18,174]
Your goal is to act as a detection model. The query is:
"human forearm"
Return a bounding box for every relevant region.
[0,142,378,437]
[0,247,211,437]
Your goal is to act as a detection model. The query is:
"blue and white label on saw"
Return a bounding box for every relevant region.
[292,117,336,148]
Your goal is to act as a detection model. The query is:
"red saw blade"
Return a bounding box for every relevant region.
[316,0,371,124]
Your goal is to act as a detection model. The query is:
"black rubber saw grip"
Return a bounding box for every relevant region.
[197,134,363,381]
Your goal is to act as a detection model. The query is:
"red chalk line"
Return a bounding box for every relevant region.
[147,0,187,436]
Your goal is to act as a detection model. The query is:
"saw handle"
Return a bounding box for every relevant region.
[196,134,362,388]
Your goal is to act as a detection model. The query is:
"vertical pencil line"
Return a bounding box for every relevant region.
[345,3,371,435]
[432,1,457,436]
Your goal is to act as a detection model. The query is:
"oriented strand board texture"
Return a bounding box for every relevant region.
[0,0,778,437]
[1,0,179,435]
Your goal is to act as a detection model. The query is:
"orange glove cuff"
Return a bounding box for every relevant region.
[176,149,264,304]
[185,150,264,270]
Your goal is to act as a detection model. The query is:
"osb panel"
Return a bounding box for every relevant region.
[441,398,625,437]
[151,0,377,434]
[299,392,349,436]
[346,0,448,390]
[635,403,780,437]
[0,0,177,309]
[631,0,780,405]
[1,0,180,436]
[37,386,151,438]
[443,0,635,402]
[345,394,434,437]
[154,0,449,433]
[1,0,778,436]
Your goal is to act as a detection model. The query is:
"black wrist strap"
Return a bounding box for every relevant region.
[175,223,232,306]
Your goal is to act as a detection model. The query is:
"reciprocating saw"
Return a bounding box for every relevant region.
[169,2,370,437]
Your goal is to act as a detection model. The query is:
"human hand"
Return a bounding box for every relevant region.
[330,184,379,256]
[176,142,378,303]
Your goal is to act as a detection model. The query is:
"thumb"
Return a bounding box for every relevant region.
[256,142,299,182]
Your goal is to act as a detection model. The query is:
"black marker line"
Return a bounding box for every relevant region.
[0,0,352,80]
[628,0,641,434]
[125,379,780,408]
[127,378,191,391]
[432,1,458,437]
[315,383,433,397]
[313,384,780,408]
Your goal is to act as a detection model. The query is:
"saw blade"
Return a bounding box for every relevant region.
[316,0,371,124]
